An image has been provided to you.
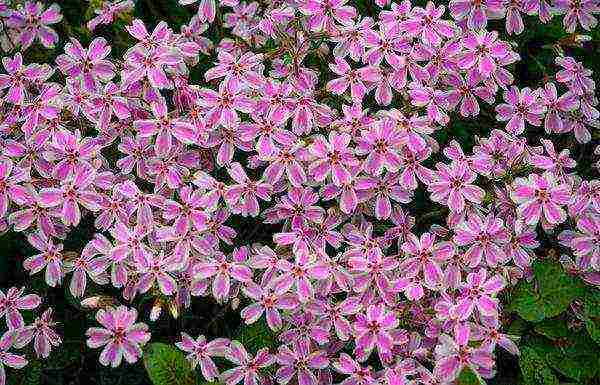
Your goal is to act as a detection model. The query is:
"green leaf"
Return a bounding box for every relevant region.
[519,346,559,385]
[509,261,585,322]
[533,319,569,340]
[456,367,485,385]
[235,319,277,355]
[7,359,41,385]
[143,342,199,385]
[581,289,600,344]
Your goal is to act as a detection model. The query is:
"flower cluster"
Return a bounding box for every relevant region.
[0,0,599,384]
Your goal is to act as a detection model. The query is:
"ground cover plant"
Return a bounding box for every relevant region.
[0,0,599,384]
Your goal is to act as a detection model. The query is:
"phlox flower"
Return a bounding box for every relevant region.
[86,306,151,367]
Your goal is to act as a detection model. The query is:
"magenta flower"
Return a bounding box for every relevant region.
[555,56,596,96]
[239,114,296,158]
[241,283,299,331]
[429,162,485,213]
[205,51,264,90]
[299,0,357,32]
[14,308,61,358]
[221,341,274,385]
[309,132,358,186]
[356,118,403,175]
[86,306,151,367]
[39,167,103,227]
[510,172,572,226]
[175,334,228,381]
[449,0,503,29]
[197,81,254,126]
[0,53,52,105]
[271,251,329,301]
[434,331,494,381]
[401,2,456,46]
[274,187,325,227]
[0,332,28,385]
[91,82,131,131]
[0,287,40,330]
[353,304,398,359]
[137,251,180,296]
[326,58,381,102]
[333,353,377,385]
[56,37,115,92]
[554,0,599,32]
[23,232,64,287]
[224,162,272,217]
[347,248,398,298]
[397,232,454,297]
[135,99,196,157]
[0,158,30,219]
[7,2,62,49]
[458,31,510,79]
[538,82,578,133]
[194,249,253,302]
[88,1,134,31]
[495,86,545,134]
[454,269,505,319]
[454,214,509,268]
[275,340,329,385]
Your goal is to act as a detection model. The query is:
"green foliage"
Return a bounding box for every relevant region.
[457,367,485,385]
[234,319,277,355]
[7,359,41,385]
[143,342,199,385]
[509,261,585,322]
[519,346,559,385]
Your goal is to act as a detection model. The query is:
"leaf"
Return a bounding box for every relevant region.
[509,261,585,322]
[581,289,600,344]
[545,333,599,382]
[7,359,41,385]
[456,367,485,385]
[519,346,559,385]
[533,319,569,340]
[234,318,277,355]
[143,342,198,385]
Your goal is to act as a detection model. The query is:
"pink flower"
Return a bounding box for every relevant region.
[0,53,52,105]
[353,304,398,358]
[538,82,578,133]
[56,37,115,92]
[175,334,228,381]
[397,232,454,297]
[429,162,485,213]
[458,31,510,79]
[401,2,456,46]
[554,0,599,32]
[356,118,403,175]
[241,283,299,331]
[333,353,377,385]
[454,269,505,319]
[221,341,274,385]
[449,0,503,29]
[0,332,28,385]
[434,330,494,381]
[86,306,151,367]
[309,132,358,186]
[23,232,64,287]
[198,80,254,126]
[135,99,196,157]
[495,86,545,134]
[555,56,596,96]
[0,287,40,329]
[510,172,572,226]
[194,248,253,302]
[7,2,62,49]
[224,162,272,217]
[326,57,381,102]
[88,1,134,31]
[14,308,61,358]
[276,340,329,385]
[299,0,357,32]
[454,214,509,268]
[39,167,103,227]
